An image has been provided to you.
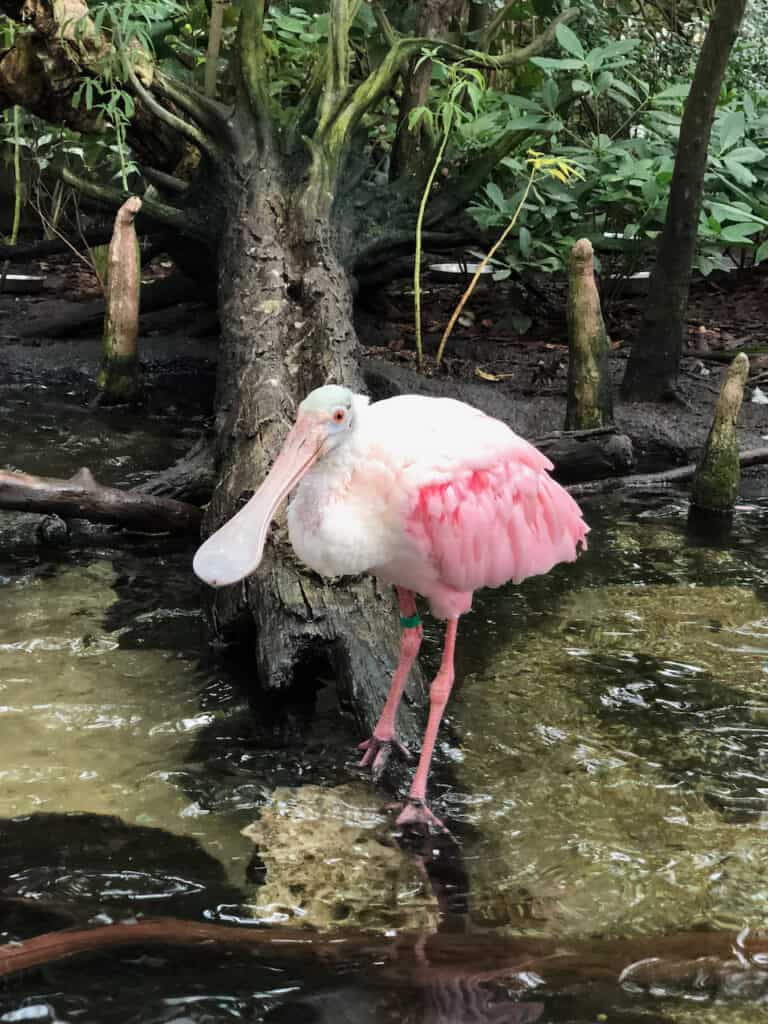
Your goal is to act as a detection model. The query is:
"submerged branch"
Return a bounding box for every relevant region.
[3,916,768,995]
[0,468,201,533]
[566,447,768,497]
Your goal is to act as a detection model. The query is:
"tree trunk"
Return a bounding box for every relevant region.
[202,164,424,740]
[621,0,748,401]
[389,0,464,185]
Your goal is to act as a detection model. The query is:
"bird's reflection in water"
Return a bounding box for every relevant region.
[264,983,544,1024]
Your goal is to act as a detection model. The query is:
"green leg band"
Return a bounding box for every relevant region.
[399,613,422,629]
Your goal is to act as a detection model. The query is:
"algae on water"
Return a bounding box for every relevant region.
[450,580,768,940]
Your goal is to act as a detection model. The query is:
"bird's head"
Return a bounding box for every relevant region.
[193,384,359,587]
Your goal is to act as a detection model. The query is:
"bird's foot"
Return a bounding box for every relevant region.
[395,796,447,833]
[358,735,411,780]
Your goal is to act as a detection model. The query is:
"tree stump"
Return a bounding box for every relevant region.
[565,238,613,431]
[690,352,749,517]
[98,196,143,404]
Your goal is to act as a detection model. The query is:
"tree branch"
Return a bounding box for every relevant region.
[289,53,328,150]
[316,0,353,139]
[476,0,522,50]
[122,50,217,158]
[370,0,397,47]
[154,69,233,133]
[237,0,272,150]
[60,168,196,237]
[329,8,579,152]
[141,166,189,194]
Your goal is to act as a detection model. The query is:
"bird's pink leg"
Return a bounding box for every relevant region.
[396,617,458,832]
[358,587,423,779]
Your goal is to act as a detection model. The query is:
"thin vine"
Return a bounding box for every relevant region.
[436,151,583,368]
[411,55,489,371]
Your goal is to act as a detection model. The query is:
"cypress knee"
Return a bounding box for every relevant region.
[98,196,143,404]
[690,352,749,516]
[565,239,613,430]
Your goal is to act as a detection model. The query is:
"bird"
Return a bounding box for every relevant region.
[193,384,588,831]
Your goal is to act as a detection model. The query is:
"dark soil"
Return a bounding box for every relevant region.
[2,249,768,477]
[356,262,768,471]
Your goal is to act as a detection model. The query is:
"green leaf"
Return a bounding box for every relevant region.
[596,39,639,60]
[585,47,604,73]
[708,201,767,225]
[723,158,757,187]
[504,114,548,130]
[609,78,640,101]
[555,22,584,59]
[571,79,591,94]
[518,225,531,257]
[725,146,766,165]
[654,82,690,100]
[720,222,764,241]
[718,110,746,154]
[530,57,585,71]
[755,239,768,264]
[486,181,505,210]
[595,71,614,94]
[541,79,559,111]
[272,12,308,32]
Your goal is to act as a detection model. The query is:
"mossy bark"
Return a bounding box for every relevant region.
[98,196,143,404]
[690,352,749,514]
[565,238,613,431]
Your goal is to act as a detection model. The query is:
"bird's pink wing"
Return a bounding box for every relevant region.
[403,421,588,597]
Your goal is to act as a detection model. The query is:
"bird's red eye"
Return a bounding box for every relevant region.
[332,408,345,424]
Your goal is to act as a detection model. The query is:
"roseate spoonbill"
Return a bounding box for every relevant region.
[193,385,588,830]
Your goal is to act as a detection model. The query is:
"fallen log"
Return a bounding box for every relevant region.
[0,467,200,533]
[539,429,634,484]
[2,916,768,998]
[17,273,211,339]
[0,229,176,263]
[567,446,768,497]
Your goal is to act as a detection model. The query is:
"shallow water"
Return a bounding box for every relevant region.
[3,395,768,1021]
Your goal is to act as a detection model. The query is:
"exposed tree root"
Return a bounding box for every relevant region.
[2,915,768,997]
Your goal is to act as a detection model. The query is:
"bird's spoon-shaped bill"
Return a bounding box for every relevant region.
[193,417,323,587]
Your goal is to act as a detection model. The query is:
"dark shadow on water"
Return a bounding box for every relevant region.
[0,813,245,938]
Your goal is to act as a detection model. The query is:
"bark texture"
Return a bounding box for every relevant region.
[98,196,143,403]
[690,352,749,513]
[565,238,613,430]
[204,165,423,739]
[622,0,749,400]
